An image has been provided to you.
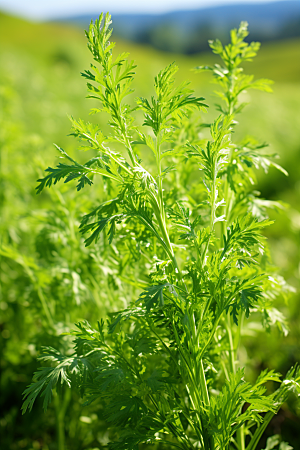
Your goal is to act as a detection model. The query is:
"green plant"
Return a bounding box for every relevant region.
[22,15,299,450]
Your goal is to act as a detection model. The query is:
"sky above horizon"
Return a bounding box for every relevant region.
[0,0,286,20]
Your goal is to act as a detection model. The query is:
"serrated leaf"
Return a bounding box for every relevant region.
[22,348,93,413]
[105,395,147,427]
[137,284,170,312]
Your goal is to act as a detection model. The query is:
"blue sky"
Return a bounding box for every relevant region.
[0,0,280,20]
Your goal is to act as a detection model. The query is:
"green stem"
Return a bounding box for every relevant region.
[226,313,235,374]
[114,341,191,450]
[188,310,214,449]
[185,383,209,450]
[21,263,55,329]
[246,378,294,450]
[36,286,55,329]
[199,359,210,406]
[225,312,245,450]
[245,411,274,450]
[109,76,136,165]
[148,392,191,450]
[238,425,246,450]
[198,313,222,360]
[155,133,163,209]
[199,359,215,450]
[171,320,212,450]
[54,388,71,450]
[220,172,229,248]
[202,160,217,266]
[151,132,186,287]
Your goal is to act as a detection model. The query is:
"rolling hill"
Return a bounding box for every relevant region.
[51,1,300,53]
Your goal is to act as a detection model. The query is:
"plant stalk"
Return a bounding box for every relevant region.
[54,388,71,450]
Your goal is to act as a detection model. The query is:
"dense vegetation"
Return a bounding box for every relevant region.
[0,11,300,450]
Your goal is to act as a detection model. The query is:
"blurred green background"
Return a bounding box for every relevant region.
[0,7,299,450]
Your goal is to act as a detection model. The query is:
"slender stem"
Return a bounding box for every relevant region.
[151,132,186,288]
[220,172,229,248]
[245,411,274,450]
[37,285,55,329]
[182,411,205,447]
[54,388,71,450]
[109,73,136,165]
[20,263,55,329]
[148,391,192,450]
[154,133,172,255]
[189,310,214,449]
[198,313,222,360]
[226,313,235,374]
[199,359,210,406]
[123,132,136,165]
[238,425,246,450]
[202,159,217,266]
[114,338,191,450]
[155,132,164,210]
[171,319,212,449]
[185,383,209,450]
[220,71,236,246]
[246,381,294,450]
[234,311,244,353]
[199,359,215,450]
[149,307,213,449]
[225,312,245,450]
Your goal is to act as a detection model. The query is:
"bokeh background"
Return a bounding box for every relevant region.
[1,0,300,449]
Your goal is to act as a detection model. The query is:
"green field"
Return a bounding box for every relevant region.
[1,11,299,450]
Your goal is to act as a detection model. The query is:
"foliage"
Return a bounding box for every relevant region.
[20,16,300,450]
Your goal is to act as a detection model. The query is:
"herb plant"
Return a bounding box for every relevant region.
[23,15,299,450]
[1,186,132,449]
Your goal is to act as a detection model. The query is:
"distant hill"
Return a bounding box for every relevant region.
[50,1,300,54]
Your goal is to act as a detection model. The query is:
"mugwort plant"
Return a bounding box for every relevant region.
[23,15,299,450]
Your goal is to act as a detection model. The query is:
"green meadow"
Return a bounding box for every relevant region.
[1,11,299,449]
